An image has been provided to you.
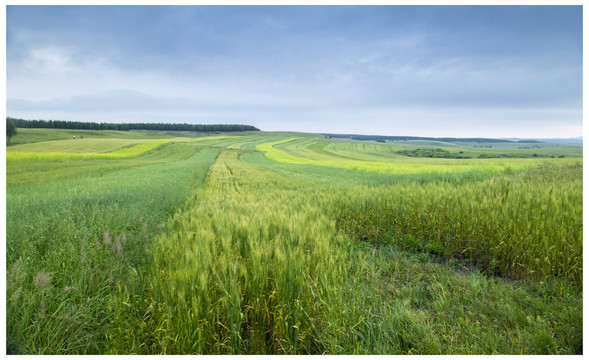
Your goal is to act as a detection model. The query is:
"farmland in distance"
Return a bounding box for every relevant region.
[5,128,583,354]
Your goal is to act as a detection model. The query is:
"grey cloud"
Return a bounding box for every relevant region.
[6,89,307,114]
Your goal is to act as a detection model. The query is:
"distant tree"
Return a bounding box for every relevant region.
[6,117,17,141]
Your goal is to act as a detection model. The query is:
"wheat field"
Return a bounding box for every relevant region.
[6,129,583,354]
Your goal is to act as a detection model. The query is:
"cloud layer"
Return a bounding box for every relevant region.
[6,5,583,137]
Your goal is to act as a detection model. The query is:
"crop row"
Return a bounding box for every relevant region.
[6,136,236,162]
[333,162,582,285]
[109,149,362,353]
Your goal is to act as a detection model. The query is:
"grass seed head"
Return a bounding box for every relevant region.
[34,272,53,293]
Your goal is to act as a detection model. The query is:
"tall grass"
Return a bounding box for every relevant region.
[6,144,219,354]
[334,162,583,286]
[109,149,358,353]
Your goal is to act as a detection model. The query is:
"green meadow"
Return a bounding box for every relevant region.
[5,129,583,354]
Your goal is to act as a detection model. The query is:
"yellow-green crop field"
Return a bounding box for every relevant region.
[6,129,583,354]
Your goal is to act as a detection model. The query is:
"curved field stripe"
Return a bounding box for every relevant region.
[256,138,539,176]
[7,136,238,162]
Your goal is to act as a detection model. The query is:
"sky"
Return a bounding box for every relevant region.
[5,4,583,138]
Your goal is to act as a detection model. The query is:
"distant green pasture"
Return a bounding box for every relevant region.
[7,128,175,145]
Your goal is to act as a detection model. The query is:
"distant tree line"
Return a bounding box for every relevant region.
[9,118,130,130]
[7,117,260,132]
[123,122,259,132]
[323,133,515,143]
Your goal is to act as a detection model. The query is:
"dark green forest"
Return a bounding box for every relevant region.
[7,117,260,132]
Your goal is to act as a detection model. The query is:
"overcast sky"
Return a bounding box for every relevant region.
[6,5,583,138]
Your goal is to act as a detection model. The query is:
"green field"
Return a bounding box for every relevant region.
[5,129,583,354]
